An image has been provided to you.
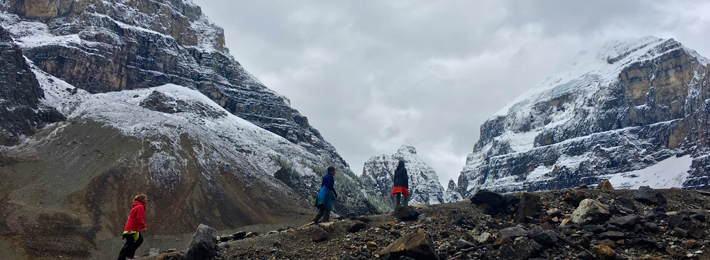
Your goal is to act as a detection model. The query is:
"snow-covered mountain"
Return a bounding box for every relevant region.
[458,37,710,196]
[361,144,448,205]
[445,179,463,203]
[0,1,380,258]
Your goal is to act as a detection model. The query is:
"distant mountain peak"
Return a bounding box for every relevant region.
[460,37,710,195]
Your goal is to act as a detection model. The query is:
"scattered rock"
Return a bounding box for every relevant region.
[564,190,587,206]
[273,241,282,247]
[592,244,616,260]
[499,237,534,260]
[578,184,589,189]
[185,224,219,260]
[347,221,367,233]
[471,189,507,207]
[688,222,706,239]
[339,253,358,260]
[379,232,439,260]
[493,236,513,248]
[516,193,541,223]
[634,186,667,205]
[531,230,558,246]
[571,199,610,224]
[232,231,247,240]
[596,180,614,190]
[608,214,639,229]
[310,227,328,242]
[456,239,475,249]
[393,206,420,221]
[473,232,493,244]
[499,227,528,238]
[600,231,625,240]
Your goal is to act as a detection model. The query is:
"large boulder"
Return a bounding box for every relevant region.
[185,224,219,260]
[515,193,541,223]
[571,199,610,225]
[633,186,667,205]
[470,189,507,214]
[393,206,420,221]
[379,232,439,260]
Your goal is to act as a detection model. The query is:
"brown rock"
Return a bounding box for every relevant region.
[493,236,513,248]
[598,239,616,248]
[688,222,706,239]
[592,244,616,260]
[685,239,697,249]
[564,190,587,206]
[310,227,328,243]
[499,237,534,260]
[379,232,439,260]
[596,180,614,190]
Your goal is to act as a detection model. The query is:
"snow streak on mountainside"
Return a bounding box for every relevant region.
[459,37,710,196]
[361,144,448,204]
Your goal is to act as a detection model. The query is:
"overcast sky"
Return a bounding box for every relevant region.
[193,0,710,187]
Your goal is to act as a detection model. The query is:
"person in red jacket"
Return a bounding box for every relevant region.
[117,194,147,260]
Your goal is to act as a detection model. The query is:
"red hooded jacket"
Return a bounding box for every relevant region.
[123,200,146,231]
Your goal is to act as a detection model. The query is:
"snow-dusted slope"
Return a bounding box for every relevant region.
[444,179,463,203]
[459,37,710,196]
[361,144,447,204]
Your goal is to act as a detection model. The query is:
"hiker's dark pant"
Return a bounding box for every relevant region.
[117,232,143,260]
[313,206,330,223]
[394,193,408,209]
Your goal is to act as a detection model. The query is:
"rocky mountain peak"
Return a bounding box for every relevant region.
[459,36,710,196]
[362,144,448,205]
[397,144,417,155]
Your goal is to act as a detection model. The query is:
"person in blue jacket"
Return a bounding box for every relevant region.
[313,166,338,224]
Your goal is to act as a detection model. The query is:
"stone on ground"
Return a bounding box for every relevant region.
[379,232,439,260]
[596,180,614,190]
[393,206,420,221]
[634,186,667,205]
[571,199,610,224]
[185,224,219,260]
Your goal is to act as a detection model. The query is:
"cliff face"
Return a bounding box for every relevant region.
[0,26,62,146]
[362,144,447,205]
[459,37,710,196]
[0,0,339,162]
[0,1,379,258]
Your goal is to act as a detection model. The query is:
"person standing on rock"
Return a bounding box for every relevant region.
[313,166,338,224]
[117,194,147,260]
[392,160,409,209]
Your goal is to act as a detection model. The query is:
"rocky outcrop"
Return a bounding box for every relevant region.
[444,179,463,202]
[0,0,342,164]
[459,37,710,195]
[361,144,446,205]
[0,26,62,146]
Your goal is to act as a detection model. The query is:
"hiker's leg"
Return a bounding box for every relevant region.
[323,210,331,222]
[403,194,409,207]
[313,207,325,223]
[394,193,401,208]
[128,232,143,258]
[117,234,135,260]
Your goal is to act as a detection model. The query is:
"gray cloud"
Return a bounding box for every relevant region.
[194,0,710,185]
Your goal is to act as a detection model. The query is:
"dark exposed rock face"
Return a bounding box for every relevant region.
[459,37,710,195]
[0,0,342,165]
[0,26,62,146]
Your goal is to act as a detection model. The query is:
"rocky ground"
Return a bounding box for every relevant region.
[143,184,710,260]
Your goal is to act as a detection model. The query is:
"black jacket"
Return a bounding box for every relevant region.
[393,165,408,188]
